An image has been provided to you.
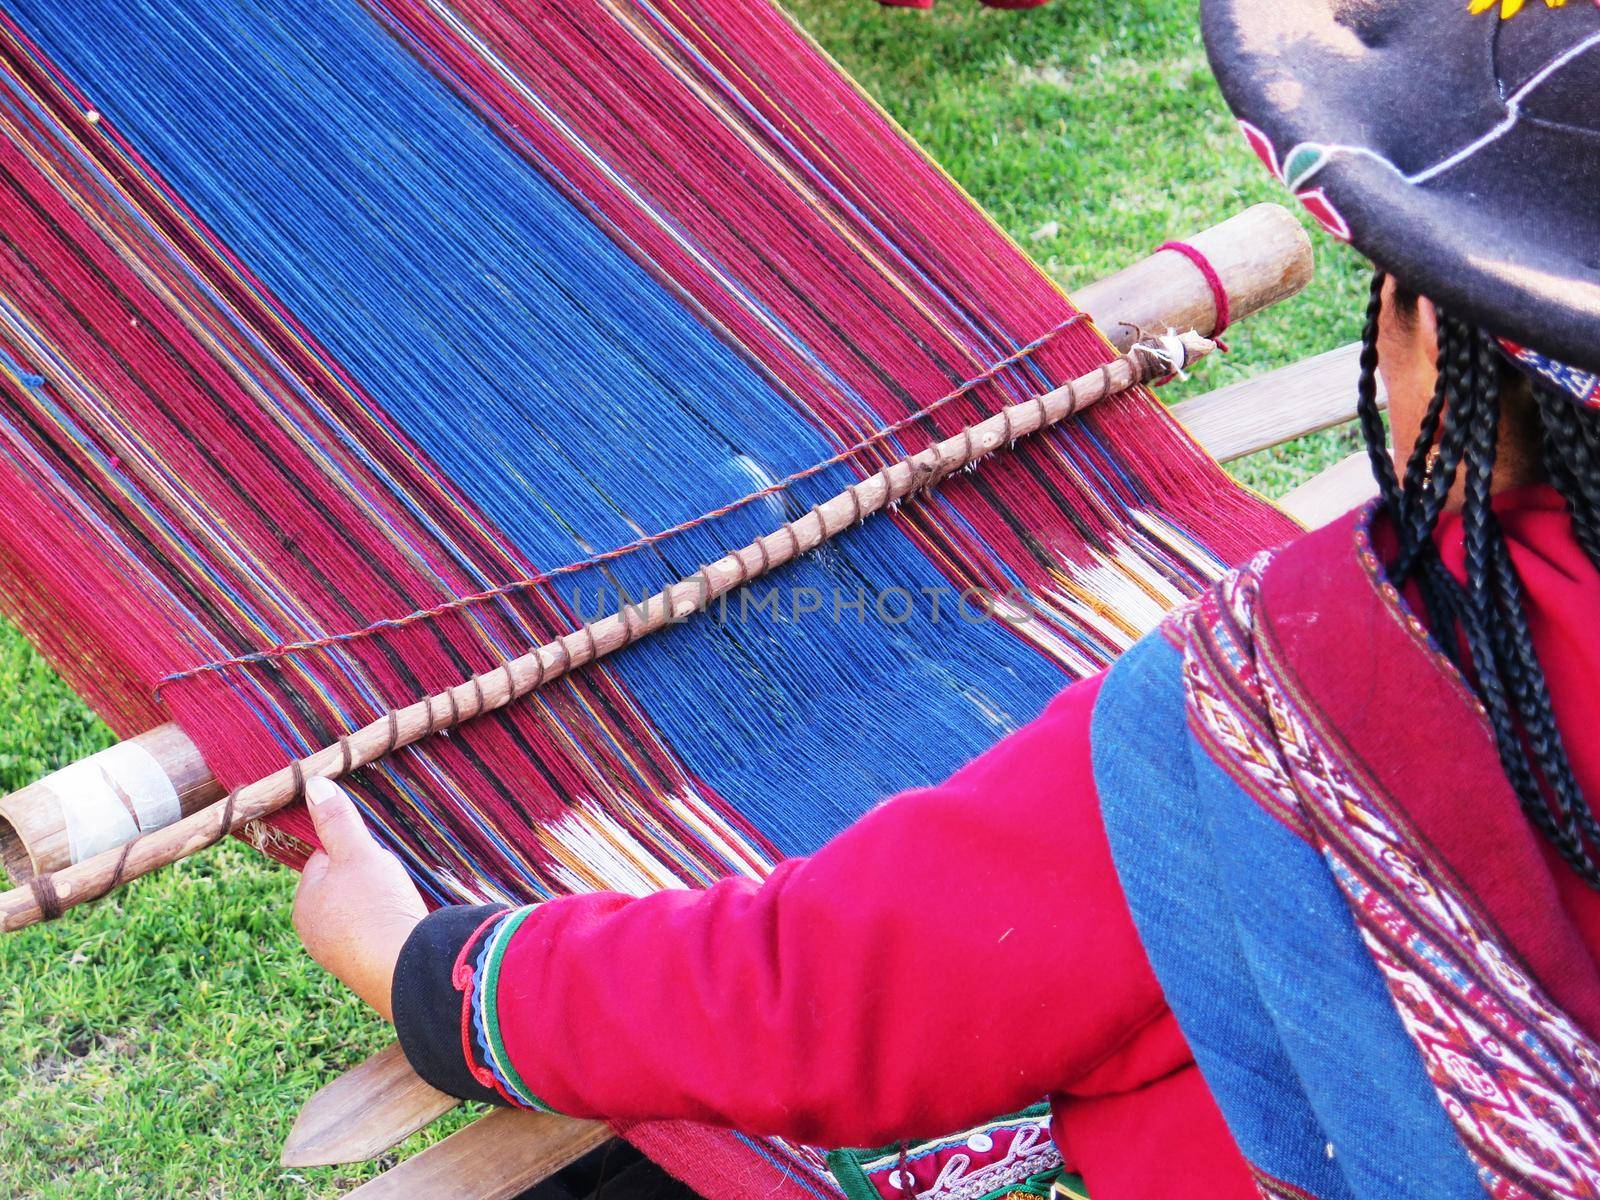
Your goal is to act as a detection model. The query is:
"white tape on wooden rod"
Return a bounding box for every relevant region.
[44,742,184,863]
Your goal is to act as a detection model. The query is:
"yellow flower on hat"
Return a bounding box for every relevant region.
[1469,0,1567,17]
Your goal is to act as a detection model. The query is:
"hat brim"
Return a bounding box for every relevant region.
[1201,0,1600,382]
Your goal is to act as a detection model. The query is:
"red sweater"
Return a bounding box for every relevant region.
[392,488,1600,1200]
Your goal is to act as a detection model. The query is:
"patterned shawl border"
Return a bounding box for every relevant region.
[1248,594,1545,1065]
[1171,552,1315,843]
[1253,609,1600,1103]
[1223,506,1594,1065]
[1264,502,1600,1033]
[1272,508,1600,1093]
[1255,635,1600,1198]
[1345,501,1494,725]
[1178,535,1600,1198]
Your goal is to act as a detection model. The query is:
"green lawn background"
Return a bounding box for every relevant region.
[0,2,1365,1195]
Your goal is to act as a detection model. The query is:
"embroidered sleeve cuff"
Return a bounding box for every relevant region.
[391,903,516,1106]
[457,903,564,1112]
[393,902,569,1112]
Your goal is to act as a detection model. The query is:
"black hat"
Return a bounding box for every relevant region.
[1201,0,1600,407]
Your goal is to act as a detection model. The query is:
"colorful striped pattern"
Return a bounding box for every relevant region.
[468,906,560,1111]
[0,0,1295,1193]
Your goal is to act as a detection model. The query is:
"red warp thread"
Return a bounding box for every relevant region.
[1156,241,1231,348]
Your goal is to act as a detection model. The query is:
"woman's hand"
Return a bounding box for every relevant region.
[292,777,427,1022]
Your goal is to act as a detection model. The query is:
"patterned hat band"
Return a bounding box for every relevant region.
[1497,341,1600,410]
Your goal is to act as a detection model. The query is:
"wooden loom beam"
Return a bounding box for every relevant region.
[1171,341,1376,464]
[1278,452,1380,527]
[1075,203,1310,353]
[283,1042,459,1167]
[0,722,224,882]
[342,1108,609,1200]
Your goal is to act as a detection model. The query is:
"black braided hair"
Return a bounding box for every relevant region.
[1360,268,1600,889]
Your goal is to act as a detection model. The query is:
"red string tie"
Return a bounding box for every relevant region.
[1156,241,1230,352]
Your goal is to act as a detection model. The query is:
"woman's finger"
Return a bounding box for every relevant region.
[305,776,376,862]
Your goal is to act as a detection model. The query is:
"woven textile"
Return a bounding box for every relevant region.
[1095,508,1600,1199]
[0,1,1293,1195]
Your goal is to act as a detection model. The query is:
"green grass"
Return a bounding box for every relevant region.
[0,3,1364,1195]
[785,0,1372,492]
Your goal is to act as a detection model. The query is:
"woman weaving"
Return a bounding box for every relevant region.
[292,2,1600,1197]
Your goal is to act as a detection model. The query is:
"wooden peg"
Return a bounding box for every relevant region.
[341,1109,609,1200]
[282,1042,459,1168]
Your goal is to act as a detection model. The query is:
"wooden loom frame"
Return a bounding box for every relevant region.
[0,202,1382,1198]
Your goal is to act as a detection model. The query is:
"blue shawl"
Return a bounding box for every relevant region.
[1093,505,1600,1200]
